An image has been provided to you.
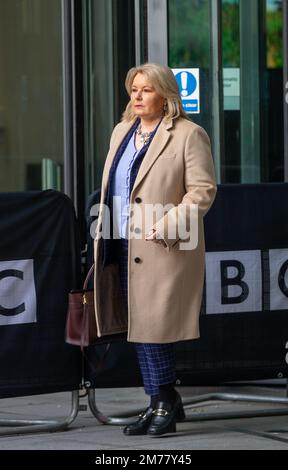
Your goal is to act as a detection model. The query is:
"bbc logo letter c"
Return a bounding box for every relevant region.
[0,260,37,326]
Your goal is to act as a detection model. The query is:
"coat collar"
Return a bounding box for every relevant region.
[102,118,174,195]
[131,118,173,195]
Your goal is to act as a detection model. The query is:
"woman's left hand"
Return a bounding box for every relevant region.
[145,229,167,247]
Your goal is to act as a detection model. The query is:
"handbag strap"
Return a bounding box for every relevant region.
[79,264,94,353]
[83,263,95,290]
[81,263,112,374]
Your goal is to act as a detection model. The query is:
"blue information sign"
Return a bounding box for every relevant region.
[172,68,200,114]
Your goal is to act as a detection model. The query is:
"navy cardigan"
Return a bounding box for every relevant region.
[102,118,160,268]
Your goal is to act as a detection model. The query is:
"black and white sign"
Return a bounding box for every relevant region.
[269,248,288,310]
[0,191,81,398]
[87,184,288,386]
[0,259,36,325]
[206,250,262,314]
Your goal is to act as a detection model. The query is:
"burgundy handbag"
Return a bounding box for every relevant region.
[65,265,126,348]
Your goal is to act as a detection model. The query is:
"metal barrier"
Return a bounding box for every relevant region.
[87,384,288,426]
[0,391,79,436]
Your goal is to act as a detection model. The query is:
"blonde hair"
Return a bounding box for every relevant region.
[122,63,188,123]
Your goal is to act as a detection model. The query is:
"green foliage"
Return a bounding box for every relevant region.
[169,0,283,70]
[222,2,240,67]
[169,0,210,68]
[266,10,283,68]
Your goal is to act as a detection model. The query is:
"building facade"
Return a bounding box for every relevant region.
[0,0,287,224]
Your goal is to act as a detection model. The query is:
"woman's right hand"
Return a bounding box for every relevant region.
[145,229,167,247]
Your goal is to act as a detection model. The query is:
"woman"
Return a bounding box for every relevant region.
[94,63,217,436]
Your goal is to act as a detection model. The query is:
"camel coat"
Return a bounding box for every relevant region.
[93,116,217,343]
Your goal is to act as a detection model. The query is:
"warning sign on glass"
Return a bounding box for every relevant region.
[172,68,200,114]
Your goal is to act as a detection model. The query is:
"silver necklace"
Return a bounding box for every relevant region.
[136,124,154,145]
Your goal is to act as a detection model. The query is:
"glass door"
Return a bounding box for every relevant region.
[0,0,64,191]
[168,0,213,135]
[168,0,223,179]
[82,0,115,198]
[166,0,285,184]
[222,0,284,183]
[82,0,135,198]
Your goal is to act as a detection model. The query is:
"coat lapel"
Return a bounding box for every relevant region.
[101,118,173,199]
[131,119,173,194]
[101,120,136,193]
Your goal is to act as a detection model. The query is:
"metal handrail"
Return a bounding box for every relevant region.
[0,390,79,436]
[87,388,288,425]
[87,388,138,425]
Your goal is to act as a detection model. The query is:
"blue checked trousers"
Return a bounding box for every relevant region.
[117,238,176,396]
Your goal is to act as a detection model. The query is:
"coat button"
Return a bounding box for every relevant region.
[135,197,142,203]
[134,227,141,234]
[134,257,141,263]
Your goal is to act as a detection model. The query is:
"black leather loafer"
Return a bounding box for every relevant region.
[147,392,184,436]
[123,406,154,436]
